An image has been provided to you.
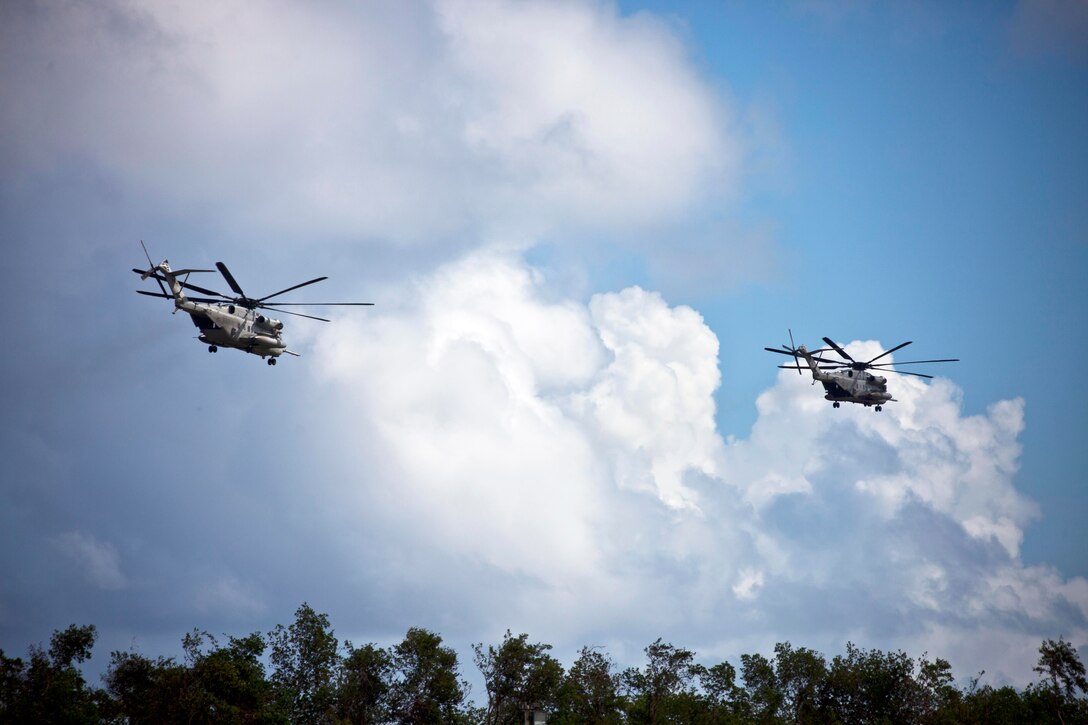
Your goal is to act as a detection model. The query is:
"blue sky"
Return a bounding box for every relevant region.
[2,0,1086,689]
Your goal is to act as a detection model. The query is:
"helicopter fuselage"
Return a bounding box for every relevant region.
[181,299,287,359]
[139,259,294,364]
[798,344,893,410]
[813,367,892,407]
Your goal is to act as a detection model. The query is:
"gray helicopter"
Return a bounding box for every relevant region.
[765,331,958,411]
[135,242,372,365]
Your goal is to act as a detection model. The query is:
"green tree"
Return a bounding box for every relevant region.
[822,642,922,725]
[0,624,100,723]
[0,649,25,718]
[955,682,1036,724]
[622,639,706,724]
[339,641,394,724]
[268,603,341,723]
[701,660,747,723]
[739,652,782,724]
[197,631,280,722]
[390,627,469,724]
[1031,637,1088,725]
[474,630,564,725]
[103,649,188,724]
[773,642,826,724]
[48,624,96,669]
[916,655,960,719]
[553,646,623,724]
[105,630,286,724]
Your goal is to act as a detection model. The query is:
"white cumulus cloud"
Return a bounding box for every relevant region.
[306,252,1085,683]
[313,246,724,592]
[0,0,738,244]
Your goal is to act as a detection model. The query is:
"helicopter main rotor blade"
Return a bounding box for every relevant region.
[869,358,960,366]
[257,277,328,303]
[182,281,230,297]
[822,337,854,362]
[216,262,246,297]
[880,369,934,379]
[136,290,228,305]
[261,307,330,322]
[865,340,912,365]
[143,290,216,302]
[139,240,156,267]
[261,301,374,307]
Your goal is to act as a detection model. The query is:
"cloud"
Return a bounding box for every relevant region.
[0,0,738,245]
[194,575,267,618]
[54,531,127,591]
[732,568,764,600]
[312,246,722,588]
[570,285,724,510]
[306,248,1086,684]
[435,0,736,227]
[2,0,1082,689]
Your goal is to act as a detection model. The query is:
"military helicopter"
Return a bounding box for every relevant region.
[765,331,958,411]
[135,242,372,365]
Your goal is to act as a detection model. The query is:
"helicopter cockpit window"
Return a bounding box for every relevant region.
[847,370,853,377]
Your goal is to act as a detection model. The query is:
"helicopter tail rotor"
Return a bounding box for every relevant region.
[788,328,802,375]
[139,240,170,297]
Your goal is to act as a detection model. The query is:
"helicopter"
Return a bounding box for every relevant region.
[134,242,372,365]
[765,331,958,411]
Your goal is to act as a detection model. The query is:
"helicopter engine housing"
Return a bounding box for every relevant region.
[255,315,284,332]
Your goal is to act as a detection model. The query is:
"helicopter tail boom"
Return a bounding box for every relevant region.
[794,345,824,378]
[143,262,189,305]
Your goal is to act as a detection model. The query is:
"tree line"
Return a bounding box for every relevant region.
[2,603,1086,724]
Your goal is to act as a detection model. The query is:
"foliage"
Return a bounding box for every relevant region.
[339,641,395,724]
[739,651,781,723]
[104,629,283,724]
[0,624,100,723]
[474,630,563,725]
[773,642,826,723]
[552,646,623,724]
[622,638,705,724]
[268,603,341,723]
[701,660,747,722]
[1,608,1085,724]
[821,641,924,724]
[389,627,470,724]
[1030,637,1088,725]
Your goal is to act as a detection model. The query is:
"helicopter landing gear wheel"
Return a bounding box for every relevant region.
[208,345,217,353]
[833,402,840,408]
[875,405,882,412]
[267,358,277,366]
